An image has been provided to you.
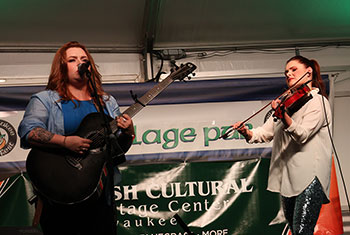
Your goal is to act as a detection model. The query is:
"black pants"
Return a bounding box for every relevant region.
[281,177,329,235]
[39,194,115,235]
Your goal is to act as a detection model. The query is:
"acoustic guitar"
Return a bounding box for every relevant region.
[26,62,197,204]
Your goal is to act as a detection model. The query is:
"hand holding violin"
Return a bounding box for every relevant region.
[272,81,313,127]
[271,98,292,127]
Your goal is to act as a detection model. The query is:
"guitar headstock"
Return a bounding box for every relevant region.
[169,62,197,82]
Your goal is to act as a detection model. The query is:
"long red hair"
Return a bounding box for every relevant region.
[46,41,107,107]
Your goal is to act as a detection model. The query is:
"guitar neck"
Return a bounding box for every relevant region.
[109,62,196,133]
[122,76,174,118]
[108,76,175,133]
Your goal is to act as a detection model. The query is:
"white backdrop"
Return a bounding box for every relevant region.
[0,46,349,209]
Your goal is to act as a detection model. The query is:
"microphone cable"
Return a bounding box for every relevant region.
[320,81,350,212]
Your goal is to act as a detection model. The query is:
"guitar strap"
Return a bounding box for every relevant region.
[31,196,43,227]
[97,164,109,196]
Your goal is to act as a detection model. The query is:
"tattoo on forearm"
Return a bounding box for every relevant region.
[29,127,54,145]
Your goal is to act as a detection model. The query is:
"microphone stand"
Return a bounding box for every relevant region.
[173,214,195,235]
[85,70,124,234]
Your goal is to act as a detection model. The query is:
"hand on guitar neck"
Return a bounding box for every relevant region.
[115,113,135,138]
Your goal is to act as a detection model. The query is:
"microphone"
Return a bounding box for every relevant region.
[78,61,91,77]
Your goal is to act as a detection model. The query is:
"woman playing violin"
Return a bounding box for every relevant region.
[233,55,332,235]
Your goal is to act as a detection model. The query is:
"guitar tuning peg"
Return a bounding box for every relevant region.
[180,63,184,67]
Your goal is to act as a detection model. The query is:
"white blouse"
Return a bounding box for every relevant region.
[248,88,332,198]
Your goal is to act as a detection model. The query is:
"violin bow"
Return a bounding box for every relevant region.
[219,71,310,139]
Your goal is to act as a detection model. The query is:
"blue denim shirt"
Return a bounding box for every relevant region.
[18,89,122,184]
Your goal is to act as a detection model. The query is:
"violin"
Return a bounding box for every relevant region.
[220,72,312,139]
[273,81,312,121]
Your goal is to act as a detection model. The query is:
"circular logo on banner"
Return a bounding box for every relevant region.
[264,109,274,123]
[0,119,17,157]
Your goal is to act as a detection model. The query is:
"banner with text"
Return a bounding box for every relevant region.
[0,76,331,234]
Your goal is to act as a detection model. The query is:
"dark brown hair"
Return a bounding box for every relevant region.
[286,55,327,98]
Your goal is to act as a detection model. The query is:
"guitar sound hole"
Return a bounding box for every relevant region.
[85,131,106,150]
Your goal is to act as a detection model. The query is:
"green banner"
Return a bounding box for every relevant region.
[0,158,286,234]
[0,173,35,226]
[116,158,286,234]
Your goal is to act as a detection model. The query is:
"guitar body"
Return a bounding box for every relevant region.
[26,113,125,204]
[25,62,197,205]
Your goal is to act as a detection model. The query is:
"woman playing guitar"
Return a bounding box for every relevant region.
[18,41,135,235]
